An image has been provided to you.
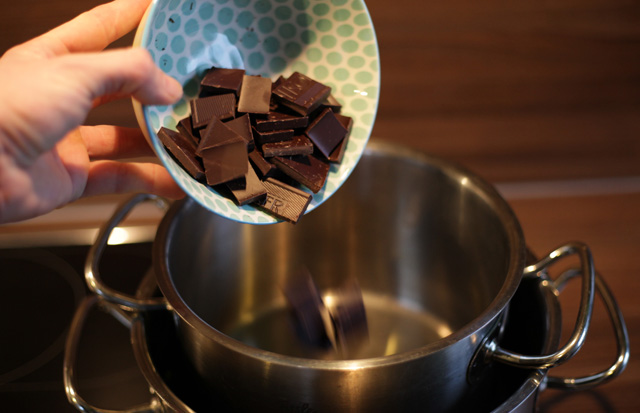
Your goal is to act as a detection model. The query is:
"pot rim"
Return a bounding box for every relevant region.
[153,140,527,371]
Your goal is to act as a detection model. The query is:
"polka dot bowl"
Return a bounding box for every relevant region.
[132,0,380,224]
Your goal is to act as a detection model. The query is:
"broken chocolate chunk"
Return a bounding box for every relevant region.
[254,111,309,132]
[305,108,348,158]
[319,93,342,113]
[327,114,353,163]
[262,135,314,158]
[190,94,236,129]
[201,142,248,186]
[238,75,272,114]
[196,117,248,186]
[248,148,278,179]
[176,116,200,146]
[282,267,333,347]
[272,72,331,115]
[226,161,267,206]
[327,278,369,354]
[225,114,254,151]
[271,154,330,193]
[200,67,245,96]
[254,178,313,223]
[157,127,205,180]
[252,127,295,145]
[197,116,246,155]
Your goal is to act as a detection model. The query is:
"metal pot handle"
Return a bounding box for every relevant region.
[488,241,629,388]
[489,242,596,369]
[544,268,630,390]
[63,295,163,413]
[85,193,170,312]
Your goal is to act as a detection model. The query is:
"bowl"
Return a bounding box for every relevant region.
[132,0,380,224]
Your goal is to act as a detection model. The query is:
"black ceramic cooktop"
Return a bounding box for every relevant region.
[0,242,154,411]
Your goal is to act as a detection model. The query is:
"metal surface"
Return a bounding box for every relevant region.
[151,141,528,412]
[544,268,630,390]
[488,242,595,369]
[66,265,562,413]
[85,193,170,312]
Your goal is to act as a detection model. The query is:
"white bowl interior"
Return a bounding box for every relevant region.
[134,0,380,224]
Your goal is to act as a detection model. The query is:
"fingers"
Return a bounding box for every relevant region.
[79,125,156,160]
[26,0,152,55]
[64,48,183,105]
[83,160,185,199]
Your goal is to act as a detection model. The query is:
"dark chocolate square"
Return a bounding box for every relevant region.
[200,67,245,96]
[271,154,330,193]
[272,72,331,115]
[157,127,204,180]
[305,108,348,158]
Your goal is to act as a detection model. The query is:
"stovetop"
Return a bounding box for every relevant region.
[0,242,154,411]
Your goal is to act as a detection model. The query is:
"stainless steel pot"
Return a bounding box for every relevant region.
[64,254,627,413]
[78,141,629,412]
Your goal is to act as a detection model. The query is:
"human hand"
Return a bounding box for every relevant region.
[0,0,185,224]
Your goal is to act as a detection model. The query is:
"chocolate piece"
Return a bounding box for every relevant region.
[320,93,342,113]
[238,75,272,114]
[157,127,205,180]
[226,161,267,206]
[200,67,245,96]
[254,111,309,132]
[225,114,254,150]
[262,135,314,158]
[282,268,333,347]
[190,94,236,129]
[176,116,200,146]
[328,278,368,354]
[197,116,246,155]
[252,127,295,145]
[305,108,348,158]
[272,72,331,115]
[254,178,312,223]
[248,148,278,179]
[197,117,248,186]
[327,114,353,163]
[271,154,330,193]
[201,143,248,186]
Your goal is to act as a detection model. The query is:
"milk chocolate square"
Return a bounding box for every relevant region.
[190,94,236,129]
[238,75,272,114]
[254,178,312,223]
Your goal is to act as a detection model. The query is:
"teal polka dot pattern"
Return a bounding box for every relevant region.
[135,0,379,224]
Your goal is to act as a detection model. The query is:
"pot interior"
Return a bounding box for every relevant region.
[158,142,524,360]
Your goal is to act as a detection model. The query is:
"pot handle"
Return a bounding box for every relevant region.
[85,193,170,312]
[64,295,163,413]
[489,242,596,369]
[544,267,630,390]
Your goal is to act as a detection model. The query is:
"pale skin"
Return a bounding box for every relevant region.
[0,0,185,224]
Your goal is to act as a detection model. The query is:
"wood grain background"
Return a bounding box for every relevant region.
[1,1,639,411]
